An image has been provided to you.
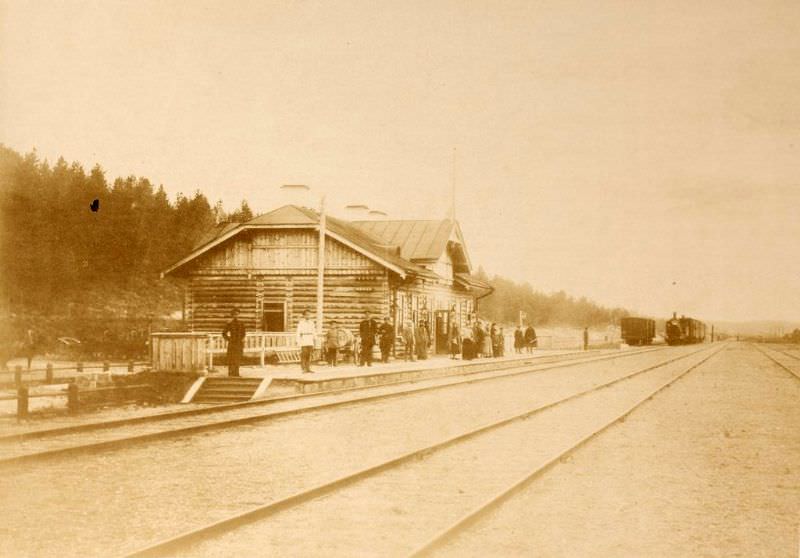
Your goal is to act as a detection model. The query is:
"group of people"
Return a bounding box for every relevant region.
[513,324,538,353]
[223,306,542,377]
[303,310,432,373]
[448,320,508,361]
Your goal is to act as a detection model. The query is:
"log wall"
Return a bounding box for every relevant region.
[187,271,390,335]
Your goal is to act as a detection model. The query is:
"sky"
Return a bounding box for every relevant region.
[1,0,799,322]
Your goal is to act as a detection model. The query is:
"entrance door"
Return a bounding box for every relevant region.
[434,310,449,354]
[262,302,286,332]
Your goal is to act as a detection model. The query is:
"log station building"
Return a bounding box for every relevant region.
[161,204,492,355]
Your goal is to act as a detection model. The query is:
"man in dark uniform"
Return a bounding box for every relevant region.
[222,308,246,377]
[583,326,589,351]
[358,310,378,367]
[524,323,537,353]
[378,316,395,363]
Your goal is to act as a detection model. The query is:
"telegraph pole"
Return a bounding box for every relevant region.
[317,194,326,334]
[451,147,457,221]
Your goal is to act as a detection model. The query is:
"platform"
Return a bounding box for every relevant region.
[200,349,598,400]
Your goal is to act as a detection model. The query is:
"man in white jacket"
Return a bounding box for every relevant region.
[296,309,316,373]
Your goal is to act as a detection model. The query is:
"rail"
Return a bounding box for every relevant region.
[122,344,718,557]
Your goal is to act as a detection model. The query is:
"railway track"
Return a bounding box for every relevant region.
[0,347,665,467]
[751,343,800,380]
[0,348,637,444]
[123,343,724,558]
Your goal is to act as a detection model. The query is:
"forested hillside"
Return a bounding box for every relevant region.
[474,269,630,327]
[0,145,251,356]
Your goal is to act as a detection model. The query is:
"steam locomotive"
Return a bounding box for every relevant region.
[664,313,706,345]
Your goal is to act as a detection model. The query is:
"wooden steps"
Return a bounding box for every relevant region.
[191,377,263,404]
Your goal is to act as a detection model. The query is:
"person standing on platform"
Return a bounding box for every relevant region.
[462,323,475,360]
[474,322,485,358]
[514,325,524,354]
[448,319,461,359]
[379,317,395,363]
[416,320,429,360]
[222,308,246,377]
[401,320,416,361]
[296,309,316,373]
[524,323,537,353]
[490,323,500,357]
[358,310,378,367]
[583,326,589,351]
[495,326,505,357]
[324,320,342,367]
[482,322,493,358]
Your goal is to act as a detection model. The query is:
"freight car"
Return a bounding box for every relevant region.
[664,313,706,345]
[620,317,656,345]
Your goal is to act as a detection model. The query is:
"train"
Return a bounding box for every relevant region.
[620,317,656,345]
[664,313,706,345]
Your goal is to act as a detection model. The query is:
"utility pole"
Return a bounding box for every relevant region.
[451,147,457,221]
[317,194,326,335]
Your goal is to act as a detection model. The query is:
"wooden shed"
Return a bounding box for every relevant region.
[161,204,492,356]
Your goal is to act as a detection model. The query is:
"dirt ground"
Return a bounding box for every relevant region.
[440,342,800,557]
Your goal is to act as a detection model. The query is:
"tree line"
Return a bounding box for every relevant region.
[474,269,630,328]
[0,145,251,356]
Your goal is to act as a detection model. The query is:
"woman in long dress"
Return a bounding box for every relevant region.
[482,322,493,357]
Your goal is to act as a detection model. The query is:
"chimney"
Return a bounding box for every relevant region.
[367,209,388,221]
[345,204,370,220]
[279,184,313,210]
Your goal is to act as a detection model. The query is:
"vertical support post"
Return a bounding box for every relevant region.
[103,361,110,372]
[14,365,22,386]
[68,383,79,414]
[316,195,326,335]
[17,386,28,420]
[128,360,134,373]
[46,363,53,384]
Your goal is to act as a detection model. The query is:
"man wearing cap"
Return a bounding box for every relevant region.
[296,309,316,373]
[222,308,246,377]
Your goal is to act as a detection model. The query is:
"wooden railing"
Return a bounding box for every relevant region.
[151,331,325,372]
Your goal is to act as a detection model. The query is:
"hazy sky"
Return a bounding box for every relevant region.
[2,0,799,322]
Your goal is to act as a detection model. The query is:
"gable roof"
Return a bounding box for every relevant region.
[161,206,486,294]
[246,204,318,226]
[192,221,239,251]
[163,205,436,279]
[349,219,453,261]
